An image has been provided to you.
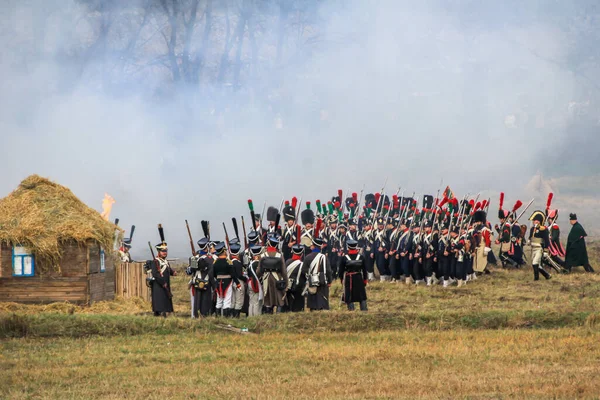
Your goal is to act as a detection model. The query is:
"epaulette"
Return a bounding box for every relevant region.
[227,259,233,265]
[540,226,546,231]
[552,225,559,230]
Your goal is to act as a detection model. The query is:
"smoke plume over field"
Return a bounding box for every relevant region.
[1,0,599,256]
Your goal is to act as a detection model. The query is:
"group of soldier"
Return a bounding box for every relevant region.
[139,187,595,318]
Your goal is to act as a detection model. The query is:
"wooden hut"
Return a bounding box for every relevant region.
[0,175,119,304]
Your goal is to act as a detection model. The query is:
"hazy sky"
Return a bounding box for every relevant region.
[1,0,597,257]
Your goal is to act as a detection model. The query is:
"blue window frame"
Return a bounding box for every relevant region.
[12,246,35,277]
[100,248,106,272]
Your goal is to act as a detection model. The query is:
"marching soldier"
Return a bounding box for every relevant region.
[246,245,264,316]
[300,204,315,251]
[338,239,368,311]
[281,200,298,261]
[472,210,491,276]
[438,223,451,287]
[546,209,566,267]
[302,232,332,311]
[213,242,240,317]
[188,237,216,318]
[229,242,246,318]
[528,210,552,280]
[397,220,414,284]
[359,217,376,281]
[257,235,287,314]
[422,220,438,286]
[284,244,306,312]
[371,217,390,281]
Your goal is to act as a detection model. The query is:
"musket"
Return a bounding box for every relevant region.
[241,216,249,249]
[259,201,267,231]
[355,185,365,213]
[510,198,535,226]
[277,197,285,217]
[223,222,231,248]
[232,217,240,242]
[185,220,196,255]
[294,196,303,221]
[148,241,172,299]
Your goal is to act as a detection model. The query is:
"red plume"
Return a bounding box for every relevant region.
[392,194,398,201]
[475,202,481,211]
[438,197,448,208]
[499,192,505,209]
[352,192,358,201]
[451,198,459,207]
[546,193,553,210]
[469,199,475,208]
[338,189,343,200]
[334,201,341,210]
[350,203,355,208]
[314,218,323,238]
[375,193,381,204]
[291,197,298,209]
[285,200,290,206]
[512,200,523,212]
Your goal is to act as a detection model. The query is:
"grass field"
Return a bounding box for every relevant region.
[2,244,600,399]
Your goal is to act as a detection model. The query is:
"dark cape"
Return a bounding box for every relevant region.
[338,253,367,303]
[193,256,216,317]
[565,222,589,267]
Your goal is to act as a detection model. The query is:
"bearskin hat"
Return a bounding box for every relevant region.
[301,208,315,225]
[472,210,487,224]
[267,206,278,222]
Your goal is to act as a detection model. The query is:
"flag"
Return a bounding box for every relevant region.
[443,186,455,200]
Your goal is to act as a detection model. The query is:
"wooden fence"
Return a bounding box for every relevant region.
[115,262,150,301]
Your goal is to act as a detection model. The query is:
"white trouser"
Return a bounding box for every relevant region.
[216,282,233,310]
[247,289,262,316]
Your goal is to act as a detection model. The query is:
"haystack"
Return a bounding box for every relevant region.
[0,175,119,272]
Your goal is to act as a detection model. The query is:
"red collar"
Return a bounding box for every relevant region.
[348,249,359,255]
[292,254,303,261]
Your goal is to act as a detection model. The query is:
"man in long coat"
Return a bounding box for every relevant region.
[565,213,594,273]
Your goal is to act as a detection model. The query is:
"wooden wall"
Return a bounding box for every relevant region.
[0,241,116,305]
[115,262,150,301]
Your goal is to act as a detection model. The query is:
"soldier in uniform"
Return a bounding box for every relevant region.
[359,216,375,281]
[246,245,264,316]
[213,242,240,317]
[450,226,467,287]
[300,204,315,252]
[422,220,438,286]
[187,237,216,318]
[472,210,492,276]
[371,217,390,281]
[229,242,246,318]
[325,216,340,277]
[150,241,177,317]
[119,240,132,263]
[546,209,566,267]
[528,210,552,280]
[338,239,368,311]
[411,218,424,285]
[387,220,402,282]
[438,223,451,287]
[284,244,306,312]
[496,210,518,268]
[281,201,298,261]
[257,235,287,313]
[302,233,332,311]
[397,220,414,285]
[266,206,282,239]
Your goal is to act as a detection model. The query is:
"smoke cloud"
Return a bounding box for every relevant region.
[1,0,598,258]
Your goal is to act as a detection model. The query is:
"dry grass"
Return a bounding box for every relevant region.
[0,174,120,271]
[1,328,599,399]
[1,245,600,398]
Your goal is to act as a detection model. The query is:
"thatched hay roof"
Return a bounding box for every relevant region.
[0,175,119,269]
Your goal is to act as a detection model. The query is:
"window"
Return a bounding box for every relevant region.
[13,246,35,277]
[100,248,106,272]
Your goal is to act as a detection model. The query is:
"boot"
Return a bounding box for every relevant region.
[359,300,368,311]
[347,302,355,311]
[584,264,595,273]
[533,264,540,281]
[457,279,465,287]
[426,277,432,286]
[405,277,412,285]
[415,279,424,286]
[216,308,222,317]
[539,267,551,280]
[368,272,375,281]
[443,279,449,288]
[471,273,478,280]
